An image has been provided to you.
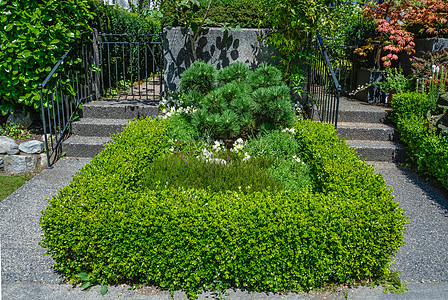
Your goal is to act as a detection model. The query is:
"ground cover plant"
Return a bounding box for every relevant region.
[40,112,406,298]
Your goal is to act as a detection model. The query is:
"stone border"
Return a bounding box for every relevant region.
[0,136,47,174]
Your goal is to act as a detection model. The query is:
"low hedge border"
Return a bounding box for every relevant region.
[40,118,406,298]
[391,92,448,189]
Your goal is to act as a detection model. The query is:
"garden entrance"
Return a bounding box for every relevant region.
[39,31,163,166]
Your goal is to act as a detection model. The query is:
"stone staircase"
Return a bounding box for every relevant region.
[337,97,405,162]
[63,99,159,157]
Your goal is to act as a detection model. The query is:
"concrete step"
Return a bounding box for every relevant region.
[63,135,112,158]
[337,122,398,141]
[72,118,131,137]
[338,97,391,123]
[82,100,159,119]
[346,140,405,162]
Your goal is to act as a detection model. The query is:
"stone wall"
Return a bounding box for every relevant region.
[0,136,47,174]
[163,26,277,92]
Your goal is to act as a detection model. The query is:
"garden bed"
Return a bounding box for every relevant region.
[40,116,406,298]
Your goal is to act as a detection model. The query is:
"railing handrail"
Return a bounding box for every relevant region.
[39,48,72,90]
[316,33,342,93]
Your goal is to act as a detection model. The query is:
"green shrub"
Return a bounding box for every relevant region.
[395,114,448,188]
[390,92,436,123]
[390,91,448,188]
[0,0,93,115]
[142,153,282,193]
[40,118,406,298]
[88,0,161,35]
[182,61,295,139]
[161,0,263,28]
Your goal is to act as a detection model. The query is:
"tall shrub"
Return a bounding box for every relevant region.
[0,0,93,115]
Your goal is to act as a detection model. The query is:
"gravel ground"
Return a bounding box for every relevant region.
[1,159,447,299]
[371,162,448,283]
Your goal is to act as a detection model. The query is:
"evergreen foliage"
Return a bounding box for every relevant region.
[180,61,295,139]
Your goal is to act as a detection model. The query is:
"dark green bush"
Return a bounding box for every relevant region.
[161,0,263,29]
[0,0,93,115]
[88,0,161,34]
[142,153,282,193]
[182,61,295,139]
[40,118,405,298]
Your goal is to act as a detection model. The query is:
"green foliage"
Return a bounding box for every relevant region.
[390,92,436,123]
[0,0,93,115]
[390,92,448,188]
[142,153,282,193]
[161,0,263,28]
[40,118,406,299]
[182,61,295,139]
[0,121,32,139]
[87,0,161,34]
[371,68,412,94]
[180,61,218,94]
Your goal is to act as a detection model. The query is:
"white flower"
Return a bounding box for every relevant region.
[242,152,251,161]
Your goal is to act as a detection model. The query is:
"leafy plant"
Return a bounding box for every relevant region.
[0,0,93,115]
[77,272,108,296]
[357,0,448,67]
[371,68,411,93]
[0,121,33,139]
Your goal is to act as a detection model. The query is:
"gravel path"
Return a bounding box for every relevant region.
[1,159,447,299]
[371,162,448,283]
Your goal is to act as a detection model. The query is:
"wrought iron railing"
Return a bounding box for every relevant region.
[306,33,342,128]
[39,32,163,167]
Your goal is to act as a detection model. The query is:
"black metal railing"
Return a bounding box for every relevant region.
[99,33,163,101]
[306,33,342,128]
[39,32,163,167]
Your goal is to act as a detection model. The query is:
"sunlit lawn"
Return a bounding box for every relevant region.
[0,174,34,201]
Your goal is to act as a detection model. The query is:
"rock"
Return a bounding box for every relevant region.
[40,153,48,168]
[19,140,44,154]
[0,136,18,154]
[7,149,19,155]
[4,155,37,174]
[7,112,33,129]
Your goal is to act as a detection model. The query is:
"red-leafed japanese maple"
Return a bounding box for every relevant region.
[356,0,448,67]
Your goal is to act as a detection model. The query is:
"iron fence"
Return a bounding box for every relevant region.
[39,31,163,167]
[306,33,342,127]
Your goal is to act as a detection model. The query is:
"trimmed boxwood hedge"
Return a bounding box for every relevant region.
[40,118,406,298]
[391,92,448,188]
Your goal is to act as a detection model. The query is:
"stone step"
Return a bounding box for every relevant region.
[337,122,398,141]
[82,100,159,119]
[346,140,405,162]
[63,135,112,158]
[338,97,391,123]
[72,118,131,137]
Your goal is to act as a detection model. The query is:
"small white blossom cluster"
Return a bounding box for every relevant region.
[160,96,196,119]
[212,140,225,152]
[349,84,368,96]
[292,155,304,164]
[197,148,227,165]
[242,152,251,162]
[231,138,246,153]
[281,127,296,134]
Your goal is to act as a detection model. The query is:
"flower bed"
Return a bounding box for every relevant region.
[40,115,406,298]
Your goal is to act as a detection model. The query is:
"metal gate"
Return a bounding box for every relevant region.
[39,31,163,167]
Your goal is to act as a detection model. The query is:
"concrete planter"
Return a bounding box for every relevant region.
[163,26,277,92]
